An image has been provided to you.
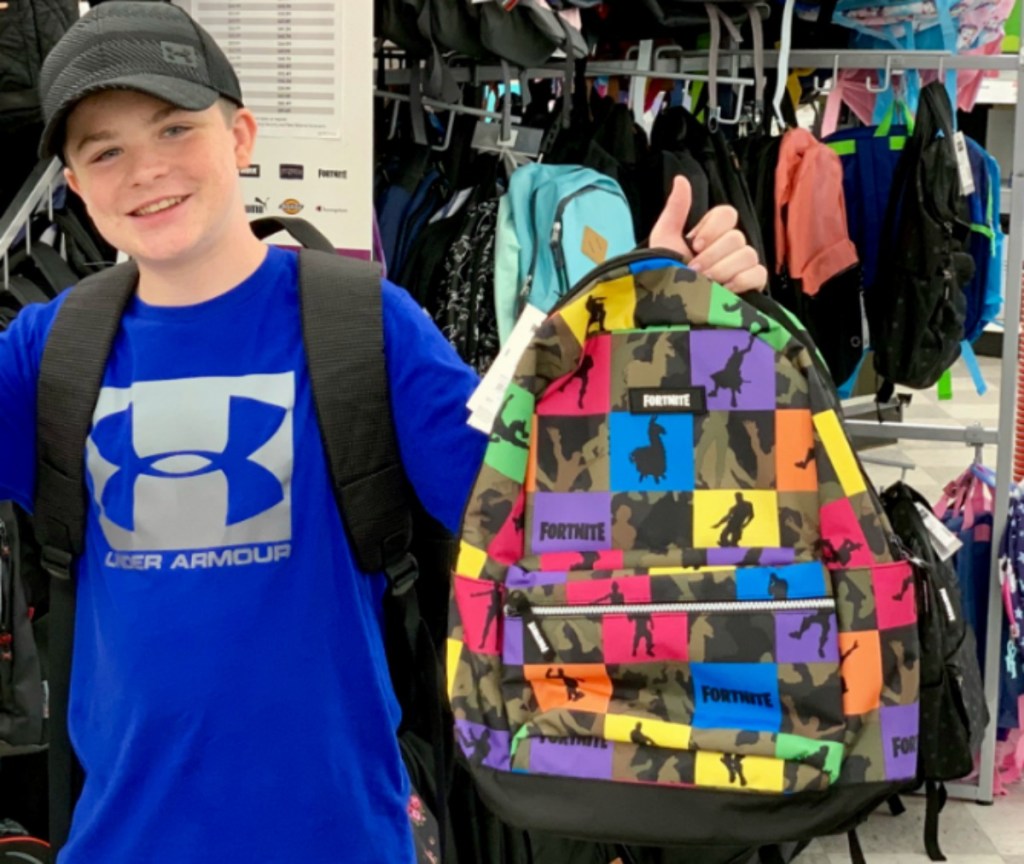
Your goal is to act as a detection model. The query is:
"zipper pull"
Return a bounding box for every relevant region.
[551,221,563,246]
[505,591,556,662]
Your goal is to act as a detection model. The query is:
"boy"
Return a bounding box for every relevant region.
[0,3,767,862]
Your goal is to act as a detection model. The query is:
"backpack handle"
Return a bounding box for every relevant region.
[249,216,335,254]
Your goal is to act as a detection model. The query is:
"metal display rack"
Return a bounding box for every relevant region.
[0,158,63,283]
[383,39,1024,806]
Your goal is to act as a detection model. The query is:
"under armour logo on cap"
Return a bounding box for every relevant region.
[161,41,199,68]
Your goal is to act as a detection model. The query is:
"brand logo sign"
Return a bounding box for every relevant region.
[161,42,198,68]
[279,164,304,180]
[280,198,304,215]
[245,196,269,215]
[239,165,261,178]
[315,204,347,214]
[318,169,347,179]
[86,374,294,556]
[629,388,708,415]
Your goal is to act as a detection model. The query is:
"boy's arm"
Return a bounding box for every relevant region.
[381,281,488,535]
[0,298,64,511]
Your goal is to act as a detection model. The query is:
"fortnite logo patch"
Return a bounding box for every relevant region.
[86,374,294,555]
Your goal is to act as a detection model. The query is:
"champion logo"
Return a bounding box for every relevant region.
[86,374,294,553]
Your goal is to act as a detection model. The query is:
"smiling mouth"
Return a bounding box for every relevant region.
[131,195,189,217]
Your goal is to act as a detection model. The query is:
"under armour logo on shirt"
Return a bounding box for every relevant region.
[86,374,295,553]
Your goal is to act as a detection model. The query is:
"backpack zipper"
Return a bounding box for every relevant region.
[505,590,836,660]
[549,184,613,293]
[551,247,688,314]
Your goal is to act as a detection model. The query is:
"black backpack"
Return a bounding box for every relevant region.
[27,220,455,858]
[867,82,975,392]
[0,501,48,760]
[879,481,989,861]
[0,0,77,216]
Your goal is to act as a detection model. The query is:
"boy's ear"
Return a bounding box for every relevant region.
[231,107,258,169]
[64,165,82,198]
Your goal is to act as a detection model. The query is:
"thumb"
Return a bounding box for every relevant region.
[649,175,694,260]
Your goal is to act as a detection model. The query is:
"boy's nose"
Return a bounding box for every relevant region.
[127,152,172,187]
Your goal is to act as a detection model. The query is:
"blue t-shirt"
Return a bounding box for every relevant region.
[0,246,486,863]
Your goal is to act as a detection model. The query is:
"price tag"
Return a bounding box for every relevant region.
[468,304,547,433]
[953,132,976,197]
[914,503,963,562]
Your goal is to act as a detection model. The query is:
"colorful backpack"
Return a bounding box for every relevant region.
[449,250,920,847]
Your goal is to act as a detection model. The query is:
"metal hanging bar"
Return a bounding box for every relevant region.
[0,158,63,282]
[845,420,999,445]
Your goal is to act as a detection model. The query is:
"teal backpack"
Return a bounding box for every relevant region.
[495,164,636,343]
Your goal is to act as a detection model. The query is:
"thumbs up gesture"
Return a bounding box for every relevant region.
[649,176,768,294]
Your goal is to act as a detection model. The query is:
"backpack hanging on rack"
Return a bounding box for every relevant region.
[494,163,636,345]
[880,481,988,862]
[867,81,974,393]
[0,501,49,760]
[0,0,78,216]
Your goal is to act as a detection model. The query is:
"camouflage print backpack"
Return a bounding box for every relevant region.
[448,251,921,848]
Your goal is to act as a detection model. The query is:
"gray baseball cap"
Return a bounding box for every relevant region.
[38,1,244,160]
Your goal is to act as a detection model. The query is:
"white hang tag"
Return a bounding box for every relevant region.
[468,304,547,433]
[914,503,963,562]
[953,132,976,197]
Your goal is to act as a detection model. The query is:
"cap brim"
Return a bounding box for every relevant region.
[39,74,220,161]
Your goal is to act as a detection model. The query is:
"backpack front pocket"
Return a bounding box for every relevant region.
[465,565,848,794]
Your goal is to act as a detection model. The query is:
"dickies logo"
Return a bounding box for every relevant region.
[86,374,294,552]
[280,198,303,215]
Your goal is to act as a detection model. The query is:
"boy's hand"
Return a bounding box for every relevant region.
[649,176,768,294]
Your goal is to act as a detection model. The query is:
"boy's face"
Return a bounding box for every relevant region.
[62,89,256,268]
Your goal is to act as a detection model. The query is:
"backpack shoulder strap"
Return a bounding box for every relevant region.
[34,259,138,851]
[35,259,139,579]
[296,248,415,585]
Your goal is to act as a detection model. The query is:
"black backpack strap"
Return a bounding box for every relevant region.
[296,248,416,587]
[296,248,448,857]
[34,259,139,851]
[35,260,139,580]
[924,780,948,862]
[847,829,867,864]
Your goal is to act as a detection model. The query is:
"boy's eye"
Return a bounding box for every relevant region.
[92,148,121,163]
[163,124,191,137]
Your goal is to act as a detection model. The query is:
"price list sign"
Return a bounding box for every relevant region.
[180,0,344,139]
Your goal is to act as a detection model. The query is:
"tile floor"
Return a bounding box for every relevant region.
[800,780,1024,863]
[804,352,1023,863]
